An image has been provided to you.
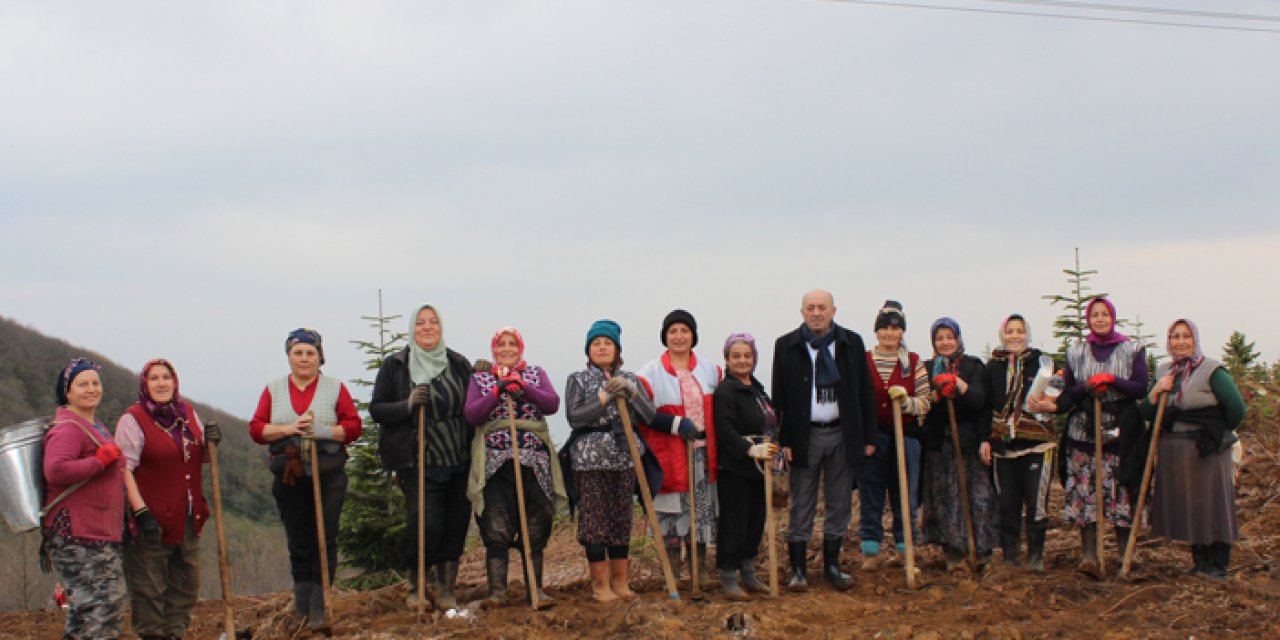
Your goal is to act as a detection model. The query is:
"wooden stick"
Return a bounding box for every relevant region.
[206,424,236,639]
[946,398,979,570]
[892,402,917,589]
[417,404,427,620]
[1093,397,1107,579]
[505,395,544,610]
[308,437,333,626]
[1121,393,1167,578]
[615,395,680,601]
[687,440,701,600]
[763,454,778,597]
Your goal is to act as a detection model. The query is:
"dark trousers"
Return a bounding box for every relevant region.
[477,460,554,555]
[995,450,1053,545]
[398,465,471,570]
[123,516,200,637]
[716,470,766,570]
[858,428,921,545]
[270,453,347,585]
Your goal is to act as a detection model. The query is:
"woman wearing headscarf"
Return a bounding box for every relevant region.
[464,327,567,607]
[713,332,779,600]
[1141,319,1245,580]
[116,359,219,640]
[986,314,1058,571]
[370,305,474,610]
[42,358,127,640]
[636,310,721,589]
[249,328,362,631]
[563,319,657,602]
[918,318,996,570]
[858,301,932,565]
[1029,297,1147,577]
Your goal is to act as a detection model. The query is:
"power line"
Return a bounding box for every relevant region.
[983,0,1280,23]
[824,0,1280,34]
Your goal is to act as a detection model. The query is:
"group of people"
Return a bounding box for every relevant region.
[39,291,1245,639]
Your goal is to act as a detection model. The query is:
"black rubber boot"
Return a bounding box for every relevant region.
[1001,533,1021,566]
[666,543,684,584]
[292,581,313,625]
[1205,542,1231,581]
[1187,544,1209,576]
[822,538,853,591]
[945,546,966,572]
[787,541,809,592]
[1116,527,1132,560]
[695,542,713,589]
[484,550,508,607]
[1078,524,1101,578]
[1025,528,1046,572]
[435,561,459,610]
[524,549,554,607]
[721,568,750,601]
[308,584,330,634]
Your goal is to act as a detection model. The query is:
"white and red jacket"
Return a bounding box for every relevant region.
[637,351,722,493]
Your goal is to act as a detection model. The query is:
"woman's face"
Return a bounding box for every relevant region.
[666,323,693,355]
[66,370,102,414]
[726,342,755,379]
[289,344,320,378]
[1002,319,1028,353]
[588,337,616,369]
[146,364,176,404]
[1169,322,1197,360]
[493,333,521,370]
[1088,303,1113,336]
[933,327,958,358]
[876,325,904,351]
[415,308,442,351]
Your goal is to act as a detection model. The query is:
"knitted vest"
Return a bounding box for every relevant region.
[1066,340,1138,441]
[268,375,343,453]
[1158,357,1222,432]
[868,351,920,427]
[125,404,210,544]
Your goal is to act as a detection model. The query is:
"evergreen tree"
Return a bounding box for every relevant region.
[337,291,408,590]
[1041,248,1108,361]
[1129,315,1163,382]
[1222,331,1260,379]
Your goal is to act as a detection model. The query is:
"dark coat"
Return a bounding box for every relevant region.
[370,346,473,471]
[985,348,1051,455]
[714,375,773,479]
[921,355,989,453]
[771,324,877,470]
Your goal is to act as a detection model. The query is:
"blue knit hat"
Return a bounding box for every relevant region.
[585,319,622,354]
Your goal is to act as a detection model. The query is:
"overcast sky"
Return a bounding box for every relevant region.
[3,1,1278,442]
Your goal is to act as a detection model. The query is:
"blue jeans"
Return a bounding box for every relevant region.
[857,428,921,547]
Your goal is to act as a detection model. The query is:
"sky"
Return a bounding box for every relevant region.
[3,1,1278,443]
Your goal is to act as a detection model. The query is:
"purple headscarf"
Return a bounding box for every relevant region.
[1085,298,1128,346]
[723,332,759,372]
[140,359,198,451]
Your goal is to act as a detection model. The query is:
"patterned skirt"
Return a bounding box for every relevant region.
[1062,447,1134,527]
[654,446,719,544]
[576,469,635,547]
[920,442,999,553]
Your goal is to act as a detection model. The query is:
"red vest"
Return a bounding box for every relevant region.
[126,404,210,544]
[867,351,920,427]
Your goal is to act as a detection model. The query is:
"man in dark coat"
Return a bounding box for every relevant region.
[772,289,877,591]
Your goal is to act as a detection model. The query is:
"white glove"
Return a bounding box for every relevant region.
[748,443,778,460]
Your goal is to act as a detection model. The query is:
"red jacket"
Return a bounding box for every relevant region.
[637,351,721,493]
[126,404,210,544]
[42,407,125,542]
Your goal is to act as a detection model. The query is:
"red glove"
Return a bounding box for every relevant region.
[493,375,524,398]
[1087,373,1115,395]
[95,443,123,467]
[933,373,958,398]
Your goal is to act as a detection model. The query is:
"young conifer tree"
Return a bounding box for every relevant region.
[1041,248,1107,364]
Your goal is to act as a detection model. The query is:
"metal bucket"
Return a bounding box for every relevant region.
[0,417,50,533]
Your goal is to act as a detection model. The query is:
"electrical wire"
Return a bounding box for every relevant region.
[982,0,1280,23]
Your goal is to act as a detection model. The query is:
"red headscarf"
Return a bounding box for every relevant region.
[490,327,527,377]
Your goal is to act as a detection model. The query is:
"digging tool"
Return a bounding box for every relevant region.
[306,422,333,628]
[946,398,979,570]
[417,403,427,620]
[750,436,780,597]
[892,402,918,589]
[1121,393,1168,578]
[686,439,704,601]
[615,394,681,601]
[504,390,547,610]
[1093,397,1107,579]
[207,422,237,639]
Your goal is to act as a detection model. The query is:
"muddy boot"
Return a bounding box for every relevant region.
[1078,524,1101,578]
[1205,543,1231,581]
[1116,526,1132,560]
[822,538,853,591]
[696,542,714,590]
[1025,528,1046,573]
[860,539,881,570]
[483,551,508,608]
[1186,544,1209,577]
[608,558,635,599]
[1001,533,1021,566]
[739,557,767,593]
[528,549,554,607]
[720,568,750,601]
[434,561,459,610]
[588,561,617,602]
[665,542,684,585]
[945,546,966,572]
[308,584,330,635]
[787,541,809,592]
[292,581,313,627]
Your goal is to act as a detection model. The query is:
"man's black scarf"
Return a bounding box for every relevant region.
[802,324,840,403]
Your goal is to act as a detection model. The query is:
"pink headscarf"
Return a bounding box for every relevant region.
[490,327,527,376]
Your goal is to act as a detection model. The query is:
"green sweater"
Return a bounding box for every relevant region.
[1140,366,1246,429]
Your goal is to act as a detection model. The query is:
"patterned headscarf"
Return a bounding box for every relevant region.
[285,328,325,365]
[930,317,965,375]
[722,332,759,372]
[55,357,101,406]
[1166,318,1205,403]
[409,305,449,385]
[491,326,527,376]
[139,359,198,450]
[1085,298,1128,346]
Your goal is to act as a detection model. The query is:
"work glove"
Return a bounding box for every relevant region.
[495,376,525,399]
[888,385,911,411]
[95,443,123,467]
[748,442,778,460]
[1086,373,1116,396]
[675,418,705,442]
[605,376,637,400]
[474,359,492,374]
[408,385,431,409]
[204,421,221,446]
[133,507,163,544]
[933,373,958,399]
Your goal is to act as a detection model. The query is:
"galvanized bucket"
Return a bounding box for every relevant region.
[0,417,50,533]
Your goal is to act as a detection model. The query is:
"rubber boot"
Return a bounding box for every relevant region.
[695,542,714,590]
[822,538,853,591]
[529,549,554,606]
[434,561,459,610]
[720,568,750,601]
[1205,542,1231,581]
[739,557,767,593]
[308,584,330,634]
[666,542,684,585]
[609,558,635,599]
[1116,526,1132,560]
[1186,544,1209,577]
[404,565,428,609]
[483,551,508,607]
[588,561,617,602]
[292,581,313,626]
[945,546,966,572]
[1001,533,1021,566]
[1025,528,1046,572]
[787,540,809,592]
[1078,524,1101,578]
